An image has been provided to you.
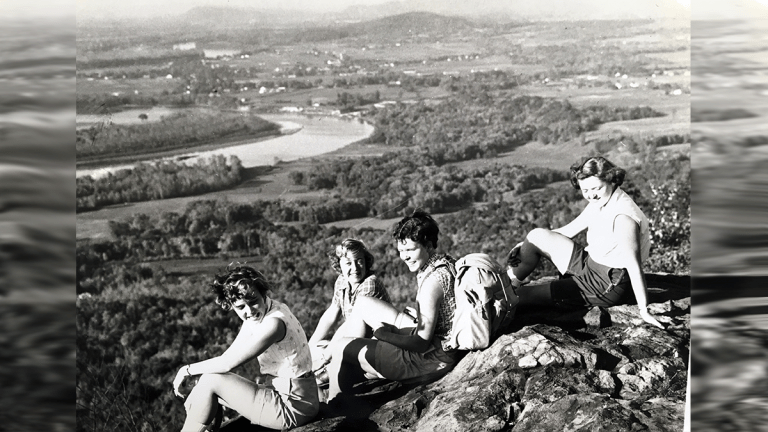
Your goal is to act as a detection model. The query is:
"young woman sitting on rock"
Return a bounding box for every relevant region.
[172,264,319,431]
[326,211,463,404]
[307,238,392,384]
[506,156,664,329]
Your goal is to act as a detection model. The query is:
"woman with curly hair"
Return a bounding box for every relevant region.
[172,264,318,431]
[506,156,664,329]
[307,238,391,380]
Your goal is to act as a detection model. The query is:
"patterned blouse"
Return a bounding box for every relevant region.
[331,274,391,320]
[255,300,313,380]
[415,253,456,346]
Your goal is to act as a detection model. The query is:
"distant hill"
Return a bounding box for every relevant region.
[340,11,480,39]
[336,0,689,23]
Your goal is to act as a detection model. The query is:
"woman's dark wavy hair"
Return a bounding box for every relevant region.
[392,209,439,249]
[569,156,626,190]
[329,238,375,275]
[211,263,272,311]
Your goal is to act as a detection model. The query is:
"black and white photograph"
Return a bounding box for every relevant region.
[74,1,695,431]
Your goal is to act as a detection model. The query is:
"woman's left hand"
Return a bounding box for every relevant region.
[639,309,665,329]
[173,366,191,398]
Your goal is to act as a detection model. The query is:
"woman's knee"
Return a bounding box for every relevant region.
[350,297,395,326]
[352,296,387,316]
[526,227,554,245]
[193,373,228,394]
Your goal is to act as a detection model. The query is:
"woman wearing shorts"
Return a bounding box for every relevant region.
[506,156,664,329]
[172,264,318,431]
[325,211,462,405]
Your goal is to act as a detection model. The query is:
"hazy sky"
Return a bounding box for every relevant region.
[0,0,74,19]
[76,0,394,20]
[10,0,768,21]
[75,0,694,21]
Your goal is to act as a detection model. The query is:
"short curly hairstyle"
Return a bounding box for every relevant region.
[211,263,272,311]
[392,210,439,249]
[569,156,626,190]
[329,238,375,275]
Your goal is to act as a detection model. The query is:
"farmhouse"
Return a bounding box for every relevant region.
[173,42,196,51]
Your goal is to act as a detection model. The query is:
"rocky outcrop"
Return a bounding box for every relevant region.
[222,274,690,432]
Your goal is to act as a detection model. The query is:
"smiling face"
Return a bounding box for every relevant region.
[578,176,615,207]
[397,238,433,273]
[232,290,268,323]
[339,250,367,285]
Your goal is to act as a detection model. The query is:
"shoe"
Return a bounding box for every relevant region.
[315,365,329,389]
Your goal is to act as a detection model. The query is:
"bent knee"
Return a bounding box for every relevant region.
[526,227,554,245]
[195,373,228,391]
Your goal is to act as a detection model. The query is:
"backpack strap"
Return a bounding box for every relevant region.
[417,254,456,290]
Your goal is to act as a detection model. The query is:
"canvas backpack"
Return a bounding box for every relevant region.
[444,253,519,351]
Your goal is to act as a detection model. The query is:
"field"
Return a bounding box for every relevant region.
[76,14,690,240]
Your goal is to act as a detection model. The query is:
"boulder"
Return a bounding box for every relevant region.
[224,274,690,432]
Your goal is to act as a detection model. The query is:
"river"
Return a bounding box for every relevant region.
[75,112,374,179]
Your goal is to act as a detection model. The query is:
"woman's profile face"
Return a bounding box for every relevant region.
[232,290,268,323]
[397,238,433,273]
[578,176,614,207]
[339,250,366,285]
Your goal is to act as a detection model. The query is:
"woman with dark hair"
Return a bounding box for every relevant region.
[506,156,664,329]
[307,238,391,380]
[325,211,462,405]
[172,264,318,431]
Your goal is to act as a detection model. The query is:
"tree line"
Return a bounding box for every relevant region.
[76,110,279,159]
[76,155,244,212]
[364,94,663,155]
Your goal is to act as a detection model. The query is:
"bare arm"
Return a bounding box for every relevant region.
[173,317,286,396]
[308,303,341,345]
[552,207,590,238]
[613,215,663,329]
[373,276,443,353]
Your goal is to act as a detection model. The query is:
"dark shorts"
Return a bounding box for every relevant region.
[549,243,632,308]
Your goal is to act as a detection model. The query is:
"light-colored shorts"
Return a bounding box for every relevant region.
[246,374,319,429]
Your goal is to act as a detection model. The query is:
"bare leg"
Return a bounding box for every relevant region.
[510,228,575,281]
[332,296,400,343]
[182,372,287,431]
[508,228,575,307]
[327,337,380,401]
[322,297,400,370]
